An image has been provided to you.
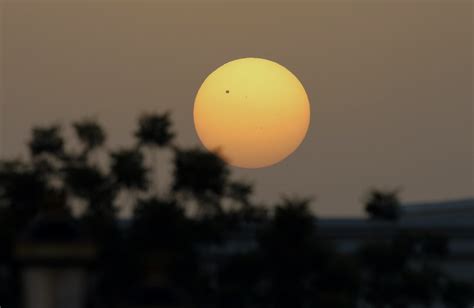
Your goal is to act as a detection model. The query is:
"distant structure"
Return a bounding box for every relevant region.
[401,198,474,223]
[15,211,96,308]
[200,198,474,284]
[318,198,474,282]
[13,198,474,307]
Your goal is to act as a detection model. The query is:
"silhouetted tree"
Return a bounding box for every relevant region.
[73,119,106,160]
[172,147,229,215]
[135,112,174,148]
[131,197,199,290]
[226,180,253,208]
[258,197,318,307]
[29,125,64,159]
[64,164,117,217]
[110,149,148,193]
[0,160,48,226]
[365,189,401,221]
[1,114,472,308]
[135,112,175,193]
[215,196,361,308]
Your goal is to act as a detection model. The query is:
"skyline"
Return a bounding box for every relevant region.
[0,1,472,216]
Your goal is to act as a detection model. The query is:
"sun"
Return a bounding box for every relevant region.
[193,58,310,169]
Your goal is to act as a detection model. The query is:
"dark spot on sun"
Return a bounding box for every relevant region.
[225,90,230,94]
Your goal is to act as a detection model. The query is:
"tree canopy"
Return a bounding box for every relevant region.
[0,114,472,308]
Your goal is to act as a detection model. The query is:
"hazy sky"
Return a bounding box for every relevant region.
[1,0,472,217]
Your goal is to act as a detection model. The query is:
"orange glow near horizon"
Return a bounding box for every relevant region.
[194,58,310,168]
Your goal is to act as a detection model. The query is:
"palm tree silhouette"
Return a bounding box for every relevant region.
[135,112,175,194]
[110,149,149,214]
[73,119,106,162]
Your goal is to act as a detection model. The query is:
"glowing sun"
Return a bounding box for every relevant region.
[193,58,310,169]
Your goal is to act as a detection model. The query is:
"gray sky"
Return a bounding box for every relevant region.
[1,0,472,217]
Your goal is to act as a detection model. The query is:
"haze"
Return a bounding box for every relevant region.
[0,1,472,216]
